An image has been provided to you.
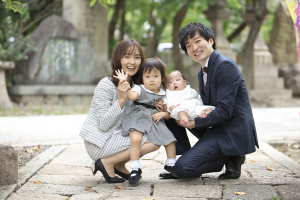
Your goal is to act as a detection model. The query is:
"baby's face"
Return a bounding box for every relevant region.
[167,71,186,91]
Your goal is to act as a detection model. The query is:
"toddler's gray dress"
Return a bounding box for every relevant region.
[121,85,176,146]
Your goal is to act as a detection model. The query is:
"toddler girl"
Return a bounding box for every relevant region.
[164,70,215,127]
[114,57,176,185]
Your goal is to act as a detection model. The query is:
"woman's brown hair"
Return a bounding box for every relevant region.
[110,39,145,87]
[136,57,167,90]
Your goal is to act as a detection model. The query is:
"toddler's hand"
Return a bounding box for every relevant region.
[156,100,164,112]
[152,112,164,123]
[197,112,207,118]
[169,104,180,112]
[113,69,128,82]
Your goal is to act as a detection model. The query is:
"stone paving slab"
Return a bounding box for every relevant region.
[153,183,222,199]
[222,185,278,200]
[18,145,67,186]
[50,144,92,167]
[0,184,17,200]
[36,164,92,176]
[93,181,152,197]
[105,196,208,200]
[7,193,68,200]
[15,182,91,195]
[70,193,111,200]
[275,185,300,200]
[29,174,100,187]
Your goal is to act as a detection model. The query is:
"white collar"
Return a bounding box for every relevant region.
[141,85,166,95]
[203,50,214,69]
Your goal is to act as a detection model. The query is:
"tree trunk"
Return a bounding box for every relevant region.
[108,0,124,58]
[119,0,126,41]
[172,0,193,72]
[145,2,155,58]
[242,0,268,89]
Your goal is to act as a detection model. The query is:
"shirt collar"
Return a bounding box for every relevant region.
[203,50,214,69]
[141,85,166,95]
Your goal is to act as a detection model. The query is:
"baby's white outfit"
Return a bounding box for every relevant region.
[164,85,215,120]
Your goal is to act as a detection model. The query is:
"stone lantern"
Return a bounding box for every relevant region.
[0,61,15,109]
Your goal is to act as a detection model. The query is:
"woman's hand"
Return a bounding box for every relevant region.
[156,100,164,112]
[113,69,128,82]
[117,80,131,108]
[169,104,180,112]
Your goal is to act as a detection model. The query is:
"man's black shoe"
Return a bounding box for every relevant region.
[159,172,179,179]
[218,155,245,180]
[164,165,181,179]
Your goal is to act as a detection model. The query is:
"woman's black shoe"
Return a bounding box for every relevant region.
[92,159,125,183]
[129,168,142,184]
[114,168,131,180]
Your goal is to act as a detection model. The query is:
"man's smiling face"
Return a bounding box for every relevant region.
[185,31,214,66]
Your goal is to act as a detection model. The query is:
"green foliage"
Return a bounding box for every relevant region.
[0,2,36,61]
[271,195,282,200]
[90,0,112,8]
[2,0,23,14]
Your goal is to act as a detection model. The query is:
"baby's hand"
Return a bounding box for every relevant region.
[152,112,164,123]
[197,112,207,118]
[113,69,128,82]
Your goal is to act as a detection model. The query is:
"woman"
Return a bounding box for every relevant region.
[80,39,160,183]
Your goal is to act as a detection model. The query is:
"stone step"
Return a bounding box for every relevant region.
[249,89,293,99]
[254,77,285,89]
[254,66,278,77]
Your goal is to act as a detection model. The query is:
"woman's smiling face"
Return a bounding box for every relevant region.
[120,47,141,80]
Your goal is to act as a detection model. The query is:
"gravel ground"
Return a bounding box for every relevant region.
[270,142,300,164]
[14,145,51,169]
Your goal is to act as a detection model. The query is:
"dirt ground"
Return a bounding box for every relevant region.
[0,104,90,117]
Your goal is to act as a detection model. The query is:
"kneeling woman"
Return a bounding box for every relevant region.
[80,39,160,183]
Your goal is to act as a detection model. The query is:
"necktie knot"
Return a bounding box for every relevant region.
[203,67,207,73]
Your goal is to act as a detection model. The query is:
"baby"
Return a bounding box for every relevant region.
[164,70,215,127]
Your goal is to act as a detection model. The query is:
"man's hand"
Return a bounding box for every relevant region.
[175,119,196,129]
[169,104,180,112]
[152,112,165,123]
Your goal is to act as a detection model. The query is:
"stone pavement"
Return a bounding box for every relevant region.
[0,107,300,199]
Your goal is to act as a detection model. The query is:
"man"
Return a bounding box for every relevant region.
[161,22,259,179]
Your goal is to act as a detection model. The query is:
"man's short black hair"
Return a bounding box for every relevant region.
[178,23,216,55]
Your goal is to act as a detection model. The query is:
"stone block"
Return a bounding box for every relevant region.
[12,95,44,105]
[0,145,18,187]
[254,77,284,89]
[7,193,67,200]
[60,95,81,106]
[45,95,58,104]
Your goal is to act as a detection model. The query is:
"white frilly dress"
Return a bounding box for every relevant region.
[164,85,215,120]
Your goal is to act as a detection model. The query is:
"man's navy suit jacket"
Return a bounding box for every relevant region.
[195,50,259,156]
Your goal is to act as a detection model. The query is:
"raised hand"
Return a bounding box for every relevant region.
[113,69,128,82]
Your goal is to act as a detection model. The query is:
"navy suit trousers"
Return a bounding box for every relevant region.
[165,119,228,178]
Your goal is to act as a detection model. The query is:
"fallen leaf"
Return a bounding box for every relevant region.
[33,181,41,184]
[245,160,255,163]
[286,153,291,157]
[38,145,41,149]
[25,149,34,154]
[85,187,95,192]
[18,164,22,166]
[32,147,38,150]
[267,166,276,171]
[19,152,23,155]
[86,165,93,168]
[234,192,247,195]
[142,198,156,200]
[114,185,126,189]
